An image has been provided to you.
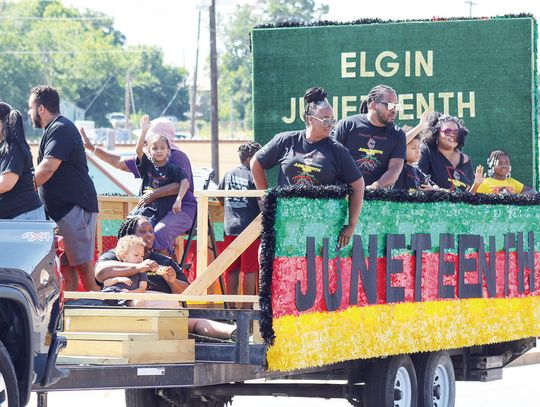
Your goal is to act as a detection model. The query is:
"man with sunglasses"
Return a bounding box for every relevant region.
[333,84,406,188]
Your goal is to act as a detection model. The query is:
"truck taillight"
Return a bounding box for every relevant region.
[54,236,65,307]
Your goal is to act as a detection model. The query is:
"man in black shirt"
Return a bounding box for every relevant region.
[30,85,99,291]
[334,84,406,188]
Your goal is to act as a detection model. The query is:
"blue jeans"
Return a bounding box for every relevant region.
[13,206,46,221]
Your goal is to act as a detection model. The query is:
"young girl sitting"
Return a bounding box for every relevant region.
[102,236,149,304]
[475,150,536,195]
[132,115,190,231]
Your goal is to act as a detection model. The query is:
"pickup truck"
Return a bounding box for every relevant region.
[0,220,65,407]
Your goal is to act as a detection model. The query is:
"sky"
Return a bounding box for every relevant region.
[62,0,540,77]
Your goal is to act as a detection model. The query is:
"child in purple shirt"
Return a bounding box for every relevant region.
[80,117,196,254]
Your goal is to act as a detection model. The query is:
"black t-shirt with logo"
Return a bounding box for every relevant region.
[333,114,406,186]
[418,145,474,191]
[38,116,98,221]
[97,249,188,293]
[393,164,429,190]
[0,142,42,218]
[255,130,362,187]
[218,164,260,236]
[136,154,187,221]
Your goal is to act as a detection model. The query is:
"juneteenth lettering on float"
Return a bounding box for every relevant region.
[295,231,536,313]
[282,50,476,123]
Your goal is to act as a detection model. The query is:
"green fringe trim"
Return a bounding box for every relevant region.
[254,13,535,29]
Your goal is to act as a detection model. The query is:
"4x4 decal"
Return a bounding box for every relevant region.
[21,232,53,242]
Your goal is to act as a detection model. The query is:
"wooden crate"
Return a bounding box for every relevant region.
[64,308,189,340]
[60,307,194,364]
[60,333,194,364]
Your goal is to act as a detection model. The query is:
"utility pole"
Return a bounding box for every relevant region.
[124,70,131,129]
[209,0,219,180]
[464,0,477,18]
[190,7,202,139]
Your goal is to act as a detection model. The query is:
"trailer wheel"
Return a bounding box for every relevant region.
[414,351,455,407]
[363,354,417,407]
[125,388,172,407]
[0,341,19,407]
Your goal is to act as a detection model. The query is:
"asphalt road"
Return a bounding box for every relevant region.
[29,363,540,406]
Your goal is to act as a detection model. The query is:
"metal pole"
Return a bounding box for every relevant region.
[124,70,131,129]
[209,0,219,180]
[190,7,202,139]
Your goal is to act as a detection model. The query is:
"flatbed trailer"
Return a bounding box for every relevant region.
[33,185,540,407]
[34,305,536,407]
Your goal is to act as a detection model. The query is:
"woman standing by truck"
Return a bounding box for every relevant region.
[0,102,44,220]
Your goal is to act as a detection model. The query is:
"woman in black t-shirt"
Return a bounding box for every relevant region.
[251,87,365,248]
[95,216,237,340]
[418,113,482,192]
[0,103,44,219]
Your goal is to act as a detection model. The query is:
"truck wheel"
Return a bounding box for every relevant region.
[0,341,19,407]
[363,354,417,407]
[125,388,171,407]
[414,351,455,407]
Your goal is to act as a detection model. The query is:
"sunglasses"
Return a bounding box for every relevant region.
[377,101,401,111]
[311,116,337,127]
[440,128,460,137]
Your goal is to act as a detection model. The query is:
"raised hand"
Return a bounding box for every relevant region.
[79,127,94,151]
[140,114,151,134]
[474,164,486,186]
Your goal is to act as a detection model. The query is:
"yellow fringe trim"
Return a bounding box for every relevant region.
[267,296,540,371]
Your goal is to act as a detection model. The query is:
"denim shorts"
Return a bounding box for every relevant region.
[12,206,46,221]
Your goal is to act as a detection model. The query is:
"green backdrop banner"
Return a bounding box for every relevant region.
[252,17,538,187]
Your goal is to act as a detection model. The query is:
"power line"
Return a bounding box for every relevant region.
[0,16,113,21]
[0,50,143,55]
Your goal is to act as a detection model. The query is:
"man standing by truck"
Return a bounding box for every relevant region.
[30,85,99,291]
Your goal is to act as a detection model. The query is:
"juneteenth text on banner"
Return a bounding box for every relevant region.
[282,49,476,123]
[296,231,536,313]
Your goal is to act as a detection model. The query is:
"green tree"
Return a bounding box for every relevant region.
[263,0,329,23]
[0,0,188,130]
[217,0,328,135]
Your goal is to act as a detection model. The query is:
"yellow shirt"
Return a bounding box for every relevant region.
[476,177,524,195]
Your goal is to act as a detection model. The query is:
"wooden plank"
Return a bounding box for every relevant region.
[56,355,129,365]
[62,332,158,341]
[98,196,139,203]
[99,200,130,220]
[195,190,265,198]
[64,316,188,340]
[64,292,259,303]
[64,307,188,317]
[209,201,224,223]
[61,339,195,363]
[183,214,262,295]
[196,195,209,286]
[127,339,194,364]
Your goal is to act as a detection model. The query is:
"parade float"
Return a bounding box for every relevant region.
[39,15,538,407]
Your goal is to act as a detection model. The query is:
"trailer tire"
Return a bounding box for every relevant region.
[0,341,19,407]
[363,354,417,407]
[125,388,171,407]
[414,351,455,407]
